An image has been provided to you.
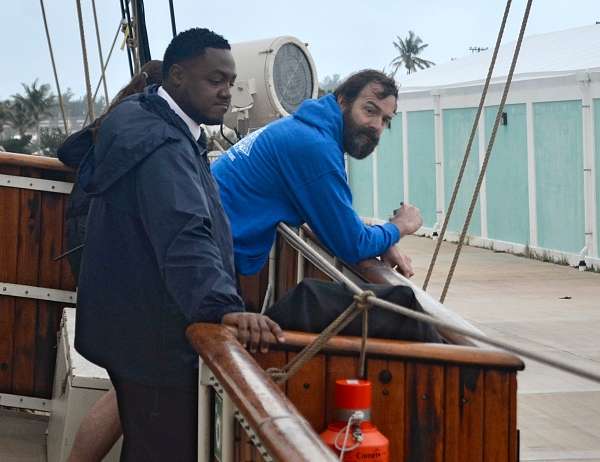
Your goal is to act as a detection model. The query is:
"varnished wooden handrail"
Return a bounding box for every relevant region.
[273,330,524,370]
[186,323,337,462]
[0,151,73,172]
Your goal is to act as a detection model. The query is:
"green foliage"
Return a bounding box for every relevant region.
[319,74,342,94]
[4,99,34,137]
[390,31,435,76]
[39,127,67,157]
[16,79,56,125]
[0,135,32,154]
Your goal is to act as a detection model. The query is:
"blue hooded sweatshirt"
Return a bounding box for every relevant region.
[211,94,400,275]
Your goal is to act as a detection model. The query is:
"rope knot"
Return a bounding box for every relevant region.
[354,290,375,311]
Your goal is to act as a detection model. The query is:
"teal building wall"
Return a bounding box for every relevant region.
[534,100,584,253]
[347,155,374,217]
[442,108,481,235]
[484,104,530,244]
[376,114,404,220]
[407,110,437,228]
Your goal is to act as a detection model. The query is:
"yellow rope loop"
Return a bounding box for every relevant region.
[354,290,375,312]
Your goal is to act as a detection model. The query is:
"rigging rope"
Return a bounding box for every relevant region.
[276,223,600,385]
[90,0,110,108]
[82,20,124,126]
[439,0,534,303]
[75,0,95,121]
[39,0,69,134]
[422,0,513,291]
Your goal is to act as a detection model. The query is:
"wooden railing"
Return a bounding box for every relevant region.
[0,152,76,402]
[186,323,337,462]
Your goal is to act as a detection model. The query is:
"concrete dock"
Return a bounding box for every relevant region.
[402,235,600,462]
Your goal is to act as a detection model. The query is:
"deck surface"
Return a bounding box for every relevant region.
[403,235,600,462]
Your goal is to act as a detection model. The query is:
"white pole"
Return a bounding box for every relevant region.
[526,100,538,247]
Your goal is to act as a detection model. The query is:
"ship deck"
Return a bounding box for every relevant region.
[1,235,599,462]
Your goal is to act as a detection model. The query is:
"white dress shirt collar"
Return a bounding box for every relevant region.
[157,86,202,141]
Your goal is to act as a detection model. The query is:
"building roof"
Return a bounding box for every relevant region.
[398,24,600,92]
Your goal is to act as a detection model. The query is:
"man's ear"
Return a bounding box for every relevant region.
[168,63,186,88]
[337,94,348,111]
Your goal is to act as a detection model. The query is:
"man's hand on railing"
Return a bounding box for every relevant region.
[221,313,285,354]
[390,203,423,237]
[382,246,415,278]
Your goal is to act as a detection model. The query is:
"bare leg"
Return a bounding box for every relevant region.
[67,388,122,462]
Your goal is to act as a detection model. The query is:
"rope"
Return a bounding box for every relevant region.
[439,0,534,303]
[39,0,69,134]
[357,292,371,379]
[422,0,513,291]
[83,20,123,126]
[276,223,600,385]
[75,0,95,121]
[90,0,110,109]
[268,300,364,384]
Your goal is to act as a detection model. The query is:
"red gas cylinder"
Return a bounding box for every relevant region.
[320,379,389,461]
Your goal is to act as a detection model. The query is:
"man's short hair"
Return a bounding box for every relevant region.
[334,70,398,104]
[162,28,231,79]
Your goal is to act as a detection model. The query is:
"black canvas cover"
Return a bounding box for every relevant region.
[266,279,443,343]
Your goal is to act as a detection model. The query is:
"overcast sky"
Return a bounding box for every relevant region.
[1,1,598,100]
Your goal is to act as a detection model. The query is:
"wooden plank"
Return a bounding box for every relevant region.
[367,358,405,460]
[254,350,288,393]
[275,235,298,301]
[405,362,444,462]
[0,166,21,392]
[483,370,510,462]
[12,169,42,396]
[444,366,484,462]
[304,260,331,281]
[287,353,326,431]
[239,264,269,313]
[0,151,72,172]
[508,373,518,462]
[34,192,65,398]
[59,194,76,290]
[325,355,358,424]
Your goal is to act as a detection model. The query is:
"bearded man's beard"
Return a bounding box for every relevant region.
[342,110,380,159]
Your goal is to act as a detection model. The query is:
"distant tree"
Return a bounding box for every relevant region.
[0,100,9,136]
[5,99,35,138]
[319,74,342,94]
[390,31,435,76]
[0,135,32,154]
[14,79,56,142]
[39,127,67,157]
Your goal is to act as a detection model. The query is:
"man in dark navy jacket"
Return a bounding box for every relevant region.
[75,28,283,461]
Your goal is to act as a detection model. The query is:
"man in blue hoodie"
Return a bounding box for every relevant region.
[74,28,283,461]
[212,70,422,279]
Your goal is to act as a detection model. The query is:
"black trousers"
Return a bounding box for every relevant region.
[110,374,198,462]
[265,279,443,343]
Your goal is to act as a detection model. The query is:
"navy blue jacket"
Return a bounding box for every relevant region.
[212,94,400,275]
[75,86,243,388]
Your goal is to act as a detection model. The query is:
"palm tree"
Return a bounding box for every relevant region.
[0,101,8,137]
[5,99,35,138]
[14,79,56,142]
[390,31,435,77]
